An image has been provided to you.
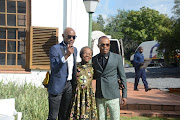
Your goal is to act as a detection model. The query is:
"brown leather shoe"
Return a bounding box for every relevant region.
[145,88,151,92]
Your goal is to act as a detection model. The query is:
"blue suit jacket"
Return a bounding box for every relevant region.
[133,51,144,69]
[48,42,77,95]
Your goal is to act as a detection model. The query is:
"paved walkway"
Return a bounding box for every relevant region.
[124,82,180,105]
[120,82,180,118]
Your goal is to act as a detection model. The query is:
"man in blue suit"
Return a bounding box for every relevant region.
[47,27,77,120]
[133,46,151,92]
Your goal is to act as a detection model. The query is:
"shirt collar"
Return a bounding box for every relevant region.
[62,41,66,46]
[137,50,143,55]
[99,52,110,59]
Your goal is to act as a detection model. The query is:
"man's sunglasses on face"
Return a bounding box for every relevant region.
[100,43,110,47]
[65,34,77,40]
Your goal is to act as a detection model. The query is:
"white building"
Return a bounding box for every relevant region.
[0,0,91,86]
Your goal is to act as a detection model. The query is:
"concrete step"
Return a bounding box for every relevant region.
[121,104,180,111]
[120,110,180,118]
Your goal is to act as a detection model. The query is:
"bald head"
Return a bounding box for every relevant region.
[138,46,143,53]
[62,27,76,46]
[63,27,75,35]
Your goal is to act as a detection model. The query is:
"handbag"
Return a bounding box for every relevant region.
[42,71,50,88]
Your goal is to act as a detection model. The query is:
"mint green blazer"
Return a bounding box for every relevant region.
[92,52,127,99]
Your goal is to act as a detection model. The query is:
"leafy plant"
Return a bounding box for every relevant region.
[0,81,48,120]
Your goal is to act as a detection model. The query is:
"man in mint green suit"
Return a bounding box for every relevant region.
[92,36,127,120]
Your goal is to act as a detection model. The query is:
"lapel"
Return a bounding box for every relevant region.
[72,48,77,79]
[59,42,68,67]
[60,43,65,55]
[102,52,113,75]
[95,54,103,74]
[73,47,76,65]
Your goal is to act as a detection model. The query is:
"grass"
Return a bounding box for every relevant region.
[125,59,133,67]
[0,81,179,120]
[0,81,48,120]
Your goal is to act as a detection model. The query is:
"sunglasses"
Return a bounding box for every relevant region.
[66,34,77,40]
[100,43,110,47]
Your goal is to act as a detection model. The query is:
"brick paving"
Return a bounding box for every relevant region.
[123,82,180,105]
[92,80,180,118]
[120,82,180,118]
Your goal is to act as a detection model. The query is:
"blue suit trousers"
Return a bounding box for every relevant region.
[134,68,148,89]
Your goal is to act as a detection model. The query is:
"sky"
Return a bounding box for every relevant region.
[93,0,175,21]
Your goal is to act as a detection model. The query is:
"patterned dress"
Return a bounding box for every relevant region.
[69,62,97,120]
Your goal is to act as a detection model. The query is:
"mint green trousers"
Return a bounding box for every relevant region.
[96,98,120,120]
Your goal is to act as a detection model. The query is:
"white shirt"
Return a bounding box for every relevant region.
[61,42,74,80]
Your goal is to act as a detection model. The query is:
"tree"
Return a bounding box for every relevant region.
[97,14,105,31]
[104,9,129,39]
[157,0,180,66]
[92,20,102,31]
[172,0,180,19]
[123,7,172,44]
[104,10,138,59]
[92,14,105,31]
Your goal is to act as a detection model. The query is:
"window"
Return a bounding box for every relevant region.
[0,0,28,70]
[0,0,58,71]
[30,27,58,70]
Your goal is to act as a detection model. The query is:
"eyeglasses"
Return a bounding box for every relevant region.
[65,34,77,40]
[100,43,110,47]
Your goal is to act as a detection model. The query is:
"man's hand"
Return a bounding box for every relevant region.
[140,62,144,66]
[120,98,127,107]
[64,44,74,60]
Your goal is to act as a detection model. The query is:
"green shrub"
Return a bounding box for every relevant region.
[0,81,48,120]
[125,59,133,67]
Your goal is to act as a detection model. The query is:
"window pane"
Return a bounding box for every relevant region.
[0,14,5,26]
[18,15,26,26]
[8,28,16,39]
[7,14,16,26]
[8,41,16,52]
[0,40,6,52]
[18,54,25,65]
[18,41,25,52]
[0,53,5,65]
[0,0,5,12]
[7,54,16,65]
[18,28,26,40]
[7,1,16,13]
[0,28,6,39]
[18,1,26,13]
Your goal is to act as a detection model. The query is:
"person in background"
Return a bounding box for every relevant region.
[47,27,77,120]
[69,46,97,120]
[133,46,151,92]
[92,36,127,120]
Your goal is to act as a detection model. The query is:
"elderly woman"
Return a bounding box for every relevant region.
[69,46,97,120]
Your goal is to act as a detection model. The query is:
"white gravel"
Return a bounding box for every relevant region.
[125,67,180,90]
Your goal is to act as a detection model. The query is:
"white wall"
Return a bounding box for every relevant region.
[31,0,89,62]
[0,0,89,86]
[31,0,64,40]
[0,70,47,87]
